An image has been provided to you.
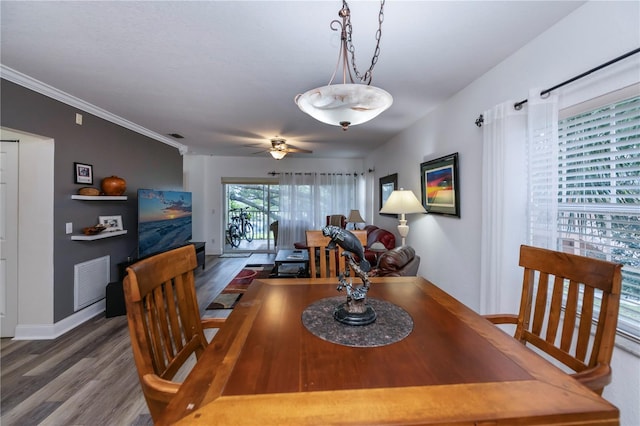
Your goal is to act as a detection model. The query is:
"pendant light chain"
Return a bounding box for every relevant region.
[343,0,385,85]
[294,0,393,130]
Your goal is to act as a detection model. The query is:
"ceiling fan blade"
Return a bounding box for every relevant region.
[285,145,312,153]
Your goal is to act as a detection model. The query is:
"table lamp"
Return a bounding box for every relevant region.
[379,188,426,245]
[347,209,366,230]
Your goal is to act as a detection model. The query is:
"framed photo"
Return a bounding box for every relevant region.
[379,173,398,216]
[74,162,93,185]
[98,215,123,232]
[420,153,460,217]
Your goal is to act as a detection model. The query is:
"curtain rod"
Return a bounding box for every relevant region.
[268,171,363,176]
[475,47,640,127]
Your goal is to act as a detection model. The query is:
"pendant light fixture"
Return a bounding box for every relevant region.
[295,0,392,131]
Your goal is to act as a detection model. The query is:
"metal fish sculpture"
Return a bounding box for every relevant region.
[322,226,371,272]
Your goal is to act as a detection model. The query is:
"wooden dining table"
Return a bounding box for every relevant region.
[157,276,619,425]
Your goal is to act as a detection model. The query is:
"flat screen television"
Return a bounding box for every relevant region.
[138,189,193,258]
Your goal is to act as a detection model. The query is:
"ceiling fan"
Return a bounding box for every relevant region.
[252,137,313,160]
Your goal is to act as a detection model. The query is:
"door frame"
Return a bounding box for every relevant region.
[0,139,19,337]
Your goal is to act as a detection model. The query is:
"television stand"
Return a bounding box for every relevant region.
[192,241,206,270]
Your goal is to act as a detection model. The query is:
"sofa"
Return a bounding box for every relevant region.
[373,246,420,277]
[363,225,396,265]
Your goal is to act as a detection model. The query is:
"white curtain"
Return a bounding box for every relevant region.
[278,172,361,248]
[526,91,559,250]
[479,89,558,314]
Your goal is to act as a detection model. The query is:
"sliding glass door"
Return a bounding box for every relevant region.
[223,181,279,252]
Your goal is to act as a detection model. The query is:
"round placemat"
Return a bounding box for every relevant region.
[301,296,413,347]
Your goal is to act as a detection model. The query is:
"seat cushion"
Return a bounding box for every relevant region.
[377,246,420,277]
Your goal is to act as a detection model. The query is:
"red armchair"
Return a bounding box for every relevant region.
[363,225,396,264]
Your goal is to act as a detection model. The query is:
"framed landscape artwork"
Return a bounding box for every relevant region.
[420,153,460,217]
[379,173,398,216]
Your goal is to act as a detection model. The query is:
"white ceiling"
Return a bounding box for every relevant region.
[1,1,584,159]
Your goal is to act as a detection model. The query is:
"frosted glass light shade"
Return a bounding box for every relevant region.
[295,84,393,129]
[270,150,287,160]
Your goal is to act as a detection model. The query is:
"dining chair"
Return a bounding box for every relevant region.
[123,244,226,421]
[305,229,367,278]
[326,214,347,228]
[484,244,622,395]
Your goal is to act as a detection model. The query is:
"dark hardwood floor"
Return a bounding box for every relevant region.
[0,253,274,426]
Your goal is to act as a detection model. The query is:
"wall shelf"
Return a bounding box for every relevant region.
[71,230,128,241]
[71,195,127,200]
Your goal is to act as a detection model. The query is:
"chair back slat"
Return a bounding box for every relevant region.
[576,285,595,362]
[560,281,579,352]
[531,273,549,336]
[545,277,564,344]
[124,244,212,421]
[513,245,622,395]
[144,294,166,373]
[590,296,610,366]
[306,230,332,278]
[153,285,176,365]
[164,282,183,355]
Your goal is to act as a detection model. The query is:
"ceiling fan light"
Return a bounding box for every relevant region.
[295,84,393,129]
[270,150,287,160]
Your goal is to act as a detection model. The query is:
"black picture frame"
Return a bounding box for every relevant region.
[379,173,398,216]
[420,153,460,217]
[74,162,93,185]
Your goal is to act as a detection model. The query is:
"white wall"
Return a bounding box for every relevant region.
[364,2,639,424]
[183,155,364,254]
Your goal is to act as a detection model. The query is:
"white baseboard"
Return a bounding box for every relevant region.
[13,300,105,340]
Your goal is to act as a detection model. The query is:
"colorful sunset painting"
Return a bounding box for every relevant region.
[420,153,460,217]
[425,165,455,207]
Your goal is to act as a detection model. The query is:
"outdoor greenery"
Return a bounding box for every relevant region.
[226,183,280,240]
[558,95,639,331]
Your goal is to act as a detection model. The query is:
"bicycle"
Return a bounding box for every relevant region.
[227,207,254,248]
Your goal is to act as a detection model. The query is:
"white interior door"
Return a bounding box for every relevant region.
[1,139,19,337]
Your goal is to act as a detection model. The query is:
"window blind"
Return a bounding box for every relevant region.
[557,93,640,338]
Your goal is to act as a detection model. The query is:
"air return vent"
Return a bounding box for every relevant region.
[74,256,110,311]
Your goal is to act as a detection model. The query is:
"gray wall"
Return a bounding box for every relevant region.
[1,79,183,322]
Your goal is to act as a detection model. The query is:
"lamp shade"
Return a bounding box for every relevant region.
[347,209,366,224]
[379,189,426,214]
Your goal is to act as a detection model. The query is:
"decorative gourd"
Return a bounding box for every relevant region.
[101,176,126,196]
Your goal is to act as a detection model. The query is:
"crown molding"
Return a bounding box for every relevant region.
[0,64,188,155]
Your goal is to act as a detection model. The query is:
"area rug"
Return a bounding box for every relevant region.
[206,264,274,309]
[218,252,252,258]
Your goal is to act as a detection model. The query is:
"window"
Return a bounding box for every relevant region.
[554,91,639,338]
